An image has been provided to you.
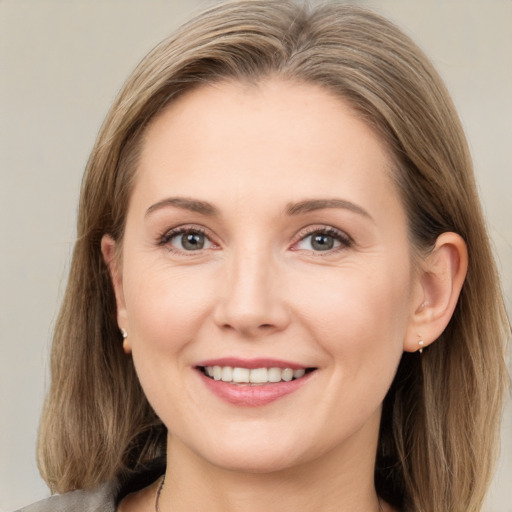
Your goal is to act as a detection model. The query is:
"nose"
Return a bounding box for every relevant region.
[212,249,290,338]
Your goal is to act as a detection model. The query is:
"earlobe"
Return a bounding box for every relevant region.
[120,327,131,355]
[404,232,468,352]
[101,235,130,348]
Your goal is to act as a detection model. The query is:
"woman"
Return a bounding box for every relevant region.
[17,1,509,511]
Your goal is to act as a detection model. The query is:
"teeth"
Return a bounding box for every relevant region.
[232,367,250,383]
[268,367,281,382]
[221,366,233,382]
[249,368,268,383]
[282,368,293,382]
[293,369,306,379]
[203,366,308,384]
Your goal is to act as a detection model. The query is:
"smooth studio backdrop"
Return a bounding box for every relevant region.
[1,1,511,510]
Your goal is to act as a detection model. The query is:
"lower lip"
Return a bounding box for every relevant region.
[197,370,314,407]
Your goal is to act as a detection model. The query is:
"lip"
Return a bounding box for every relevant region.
[195,358,316,407]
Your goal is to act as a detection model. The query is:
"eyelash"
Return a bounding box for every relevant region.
[158,225,215,254]
[292,226,353,254]
[158,225,353,255]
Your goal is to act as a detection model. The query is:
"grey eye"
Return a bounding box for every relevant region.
[296,232,342,252]
[170,231,210,251]
[310,233,336,251]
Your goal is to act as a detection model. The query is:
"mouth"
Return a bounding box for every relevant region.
[195,358,318,406]
[198,365,316,385]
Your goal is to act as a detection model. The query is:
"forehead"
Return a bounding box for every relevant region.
[132,79,402,220]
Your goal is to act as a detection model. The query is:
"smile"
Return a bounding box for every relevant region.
[195,360,317,407]
[200,366,312,384]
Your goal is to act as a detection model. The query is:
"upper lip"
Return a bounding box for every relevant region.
[195,357,312,370]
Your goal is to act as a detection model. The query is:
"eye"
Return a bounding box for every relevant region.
[294,227,352,253]
[161,227,215,252]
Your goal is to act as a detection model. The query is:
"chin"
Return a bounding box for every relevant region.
[206,448,304,475]
[175,429,311,475]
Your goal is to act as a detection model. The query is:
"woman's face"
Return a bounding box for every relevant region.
[108,79,422,474]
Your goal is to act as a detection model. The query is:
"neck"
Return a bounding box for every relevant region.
[159,428,383,512]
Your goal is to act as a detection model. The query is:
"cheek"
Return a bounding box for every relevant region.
[122,258,215,356]
[293,259,412,362]
[121,261,218,419]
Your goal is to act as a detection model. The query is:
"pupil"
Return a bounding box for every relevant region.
[312,234,333,251]
[182,233,204,250]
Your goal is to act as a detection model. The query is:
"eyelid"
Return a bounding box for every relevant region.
[158,223,352,254]
[158,224,219,253]
[291,225,353,252]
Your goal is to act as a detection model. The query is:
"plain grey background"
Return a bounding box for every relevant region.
[1,1,510,510]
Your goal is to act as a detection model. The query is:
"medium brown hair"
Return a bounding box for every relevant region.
[38,2,509,511]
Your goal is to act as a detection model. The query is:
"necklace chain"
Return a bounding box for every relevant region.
[154,474,165,512]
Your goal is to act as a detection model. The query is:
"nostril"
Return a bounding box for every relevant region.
[219,322,277,333]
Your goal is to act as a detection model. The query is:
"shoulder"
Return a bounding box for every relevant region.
[13,481,117,512]
[13,458,166,512]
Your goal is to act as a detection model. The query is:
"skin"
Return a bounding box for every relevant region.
[104,79,467,512]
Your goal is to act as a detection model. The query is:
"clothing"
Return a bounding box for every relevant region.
[14,459,165,512]
[15,482,118,512]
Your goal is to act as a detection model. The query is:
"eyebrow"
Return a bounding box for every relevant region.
[145,196,372,220]
[146,197,219,217]
[285,198,372,219]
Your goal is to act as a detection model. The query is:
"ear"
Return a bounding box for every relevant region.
[101,234,131,353]
[404,232,468,352]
